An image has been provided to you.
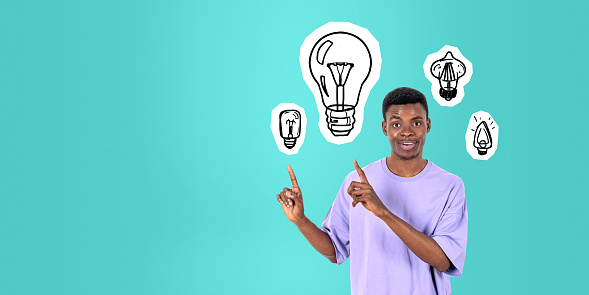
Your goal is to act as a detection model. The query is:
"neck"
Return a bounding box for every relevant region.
[386,154,428,178]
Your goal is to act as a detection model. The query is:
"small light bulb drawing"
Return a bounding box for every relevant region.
[300,22,381,145]
[279,110,301,149]
[431,51,466,100]
[423,45,472,107]
[473,121,492,155]
[271,103,307,155]
[465,111,498,160]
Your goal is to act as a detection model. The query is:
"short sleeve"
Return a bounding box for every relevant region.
[431,179,468,277]
[320,177,352,265]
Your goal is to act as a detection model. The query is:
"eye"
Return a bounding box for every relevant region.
[413,122,422,126]
[391,123,400,128]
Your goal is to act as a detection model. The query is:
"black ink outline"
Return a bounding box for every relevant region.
[473,120,493,155]
[308,31,372,137]
[430,51,466,101]
[279,110,301,149]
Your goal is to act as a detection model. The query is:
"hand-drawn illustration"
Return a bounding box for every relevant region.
[465,111,499,160]
[431,52,466,100]
[423,45,472,107]
[300,22,381,145]
[271,103,307,155]
[473,120,492,155]
[279,110,301,149]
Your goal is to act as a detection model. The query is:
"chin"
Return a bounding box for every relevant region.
[399,155,418,161]
[394,151,419,161]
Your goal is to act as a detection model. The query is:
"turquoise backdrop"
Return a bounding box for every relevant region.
[1,0,587,294]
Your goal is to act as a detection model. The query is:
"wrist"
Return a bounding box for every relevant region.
[293,215,310,227]
[377,208,393,220]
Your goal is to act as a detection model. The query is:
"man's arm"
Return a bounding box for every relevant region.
[277,165,337,263]
[348,160,451,272]
[293,215,337,263]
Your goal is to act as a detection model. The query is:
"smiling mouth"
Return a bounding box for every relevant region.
[399,141,417,151]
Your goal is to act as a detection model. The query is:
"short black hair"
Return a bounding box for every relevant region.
[382,87,429,120]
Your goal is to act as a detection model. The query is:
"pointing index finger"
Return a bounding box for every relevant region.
[287,164,299,189]
[353,159,369,183]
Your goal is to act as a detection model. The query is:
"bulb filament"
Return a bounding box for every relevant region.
[327,62,354,110]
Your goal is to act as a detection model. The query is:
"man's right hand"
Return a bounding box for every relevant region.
[277,164,305,224]
[276,165,337,263]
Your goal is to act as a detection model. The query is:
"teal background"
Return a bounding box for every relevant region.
[0,0,587,294]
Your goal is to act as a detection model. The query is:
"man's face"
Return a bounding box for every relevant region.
[382,103,431,161]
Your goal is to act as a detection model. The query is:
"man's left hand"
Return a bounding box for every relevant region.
[347,159,389,218]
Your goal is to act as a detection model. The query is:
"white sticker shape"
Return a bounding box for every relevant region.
[423,45,473,107]
[271,103,307,155]
[300,22,381,145]
[465,111,499,160]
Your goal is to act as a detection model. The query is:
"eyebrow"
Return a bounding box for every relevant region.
[389,116,424,121]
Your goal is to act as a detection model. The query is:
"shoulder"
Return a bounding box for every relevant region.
[426,162,465,202]
[424,163,468,216]
[427,161,464,187]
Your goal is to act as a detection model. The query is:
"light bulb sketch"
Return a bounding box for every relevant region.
[423,45,472,107]
[310,33,367,137]
[279,110,301,149]
[431,51,466,100]
[300,22,381,145]
[465,111,499,160]
[473,120,492,155]
[271,103,307,155]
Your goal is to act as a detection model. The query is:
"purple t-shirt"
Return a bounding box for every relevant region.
[321,158,467,295]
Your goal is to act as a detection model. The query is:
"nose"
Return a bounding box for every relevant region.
[400,125,414,137]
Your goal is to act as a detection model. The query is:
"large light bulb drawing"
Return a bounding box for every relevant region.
[465,111,499,160]
[300,22,381,145]
[424,45,472,107]
[271,103,307,155]
[431,51,466,100]
[279,110,301,149]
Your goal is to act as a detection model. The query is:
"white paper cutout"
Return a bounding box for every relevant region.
[465,111,499,160]
[271,103,307,155]
[423,45,473,107]
[300,22,381,145]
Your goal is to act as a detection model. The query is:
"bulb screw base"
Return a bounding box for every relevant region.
[439,87,458,100]
[476,148,488,155]
[326,105,355,137]
[284,138,297,149]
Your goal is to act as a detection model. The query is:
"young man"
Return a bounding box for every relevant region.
[277,87,467,294]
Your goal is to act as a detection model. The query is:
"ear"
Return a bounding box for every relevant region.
[426,117,431,133]
[382,120,387,136]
